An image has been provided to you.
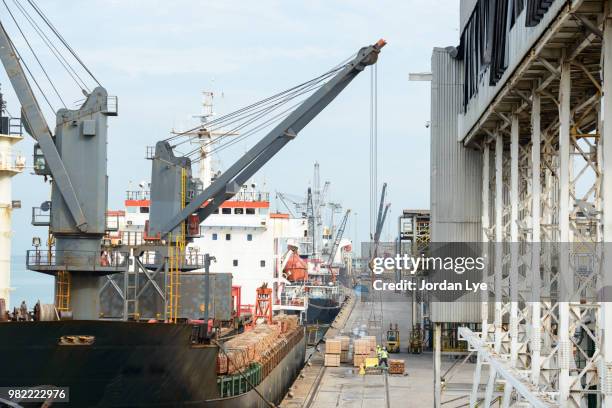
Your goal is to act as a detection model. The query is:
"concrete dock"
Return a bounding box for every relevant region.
[282,290,481,408]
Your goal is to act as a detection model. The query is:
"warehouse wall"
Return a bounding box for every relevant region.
[429,47,482,323]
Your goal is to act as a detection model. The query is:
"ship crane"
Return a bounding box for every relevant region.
[306,187,315,257]
[325,209,351,280]
[0,10,121,319]
[147,39,387,243]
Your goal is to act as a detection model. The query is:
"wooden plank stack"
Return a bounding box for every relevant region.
[324,338,342,367]
[388,359,405,374]
[353,338,373,367]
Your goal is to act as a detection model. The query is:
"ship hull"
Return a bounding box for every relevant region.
[306,297,341,325]
[0,321,305,407]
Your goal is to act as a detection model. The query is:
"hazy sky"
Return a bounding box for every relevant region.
[3,0,460,306]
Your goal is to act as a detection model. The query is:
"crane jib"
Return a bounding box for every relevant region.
[156,39,386,237]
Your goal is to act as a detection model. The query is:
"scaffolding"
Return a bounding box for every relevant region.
[439,1,612,406]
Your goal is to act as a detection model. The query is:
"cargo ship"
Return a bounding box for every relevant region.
[0,315,305,407]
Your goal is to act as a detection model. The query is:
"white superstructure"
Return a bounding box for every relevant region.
[0,121,24,308]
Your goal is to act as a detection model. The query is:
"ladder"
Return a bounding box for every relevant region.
[55,270,71,311]
[166,168,187,323]
[125,258,138,319]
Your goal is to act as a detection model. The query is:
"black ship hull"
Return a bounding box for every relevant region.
[306,297,341,325]
[0,320,305,407]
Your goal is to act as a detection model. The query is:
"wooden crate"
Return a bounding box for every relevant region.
[326,339,342,354]
[363,336,377,351]
[325,353,341,367]
[335,336,350,350]
[353,339,370,355]
[353,353,369,367]
[389,359,405,374]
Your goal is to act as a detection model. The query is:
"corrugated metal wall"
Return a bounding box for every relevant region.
[429,47,483,323]
[459,0,565,140]
[460,0,478,33]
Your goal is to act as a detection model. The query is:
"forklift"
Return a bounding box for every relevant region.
[386,323,400,353]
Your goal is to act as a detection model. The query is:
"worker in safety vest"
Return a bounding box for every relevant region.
[376,344,382,358]
[379,347,389,367]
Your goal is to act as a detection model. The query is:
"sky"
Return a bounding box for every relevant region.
[3,0,460,307]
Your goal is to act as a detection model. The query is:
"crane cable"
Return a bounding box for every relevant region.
[11,0,90,92]
[26,0,101,87]
[3,0,66,108]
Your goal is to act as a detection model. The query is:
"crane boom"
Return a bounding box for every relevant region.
[326,209,351,267]
[0,21,87,230]
[152,39,386,237]
[306,187,315,256]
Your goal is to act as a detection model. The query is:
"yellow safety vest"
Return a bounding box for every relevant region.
[380,350,388,359]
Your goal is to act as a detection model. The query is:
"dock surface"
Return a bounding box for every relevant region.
[282,290,479,408]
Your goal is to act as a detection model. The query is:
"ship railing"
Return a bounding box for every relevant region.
[125,190,150,201]
[31,205,51,226]
[121,231,145,246]
[26,249,129,272]
[278,293,306,307]
[104,96,118,116]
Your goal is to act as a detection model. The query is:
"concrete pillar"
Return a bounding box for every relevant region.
[434,322,442,408]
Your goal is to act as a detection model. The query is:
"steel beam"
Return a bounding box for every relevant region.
[558,59,572,405]
[601,10,612,407]
[531,91,542,386]
[459,327,558,408]
[0,21,87,230]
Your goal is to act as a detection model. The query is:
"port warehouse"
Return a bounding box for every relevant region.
[429,0,612,406]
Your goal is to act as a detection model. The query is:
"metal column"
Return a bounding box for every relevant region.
[557,59,571,405]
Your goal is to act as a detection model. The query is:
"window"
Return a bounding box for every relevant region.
[260,260,266,267]
[212,209,219,214]
[246,208,255,215]
[303,230,308,237]
[233,259,238,267]
[247,234,253,241]
[212,233,218,241]
[225,233,231,241]
[139,207,149,213]
[222,208,231,214]
[234,208,244,214]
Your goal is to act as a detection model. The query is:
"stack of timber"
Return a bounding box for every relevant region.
[216,314,300,375]
[335,335,350,363]
[353,338,375,367]
[324,339,342,367]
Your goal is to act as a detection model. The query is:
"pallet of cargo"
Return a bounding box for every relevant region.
[388,359,405,375]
